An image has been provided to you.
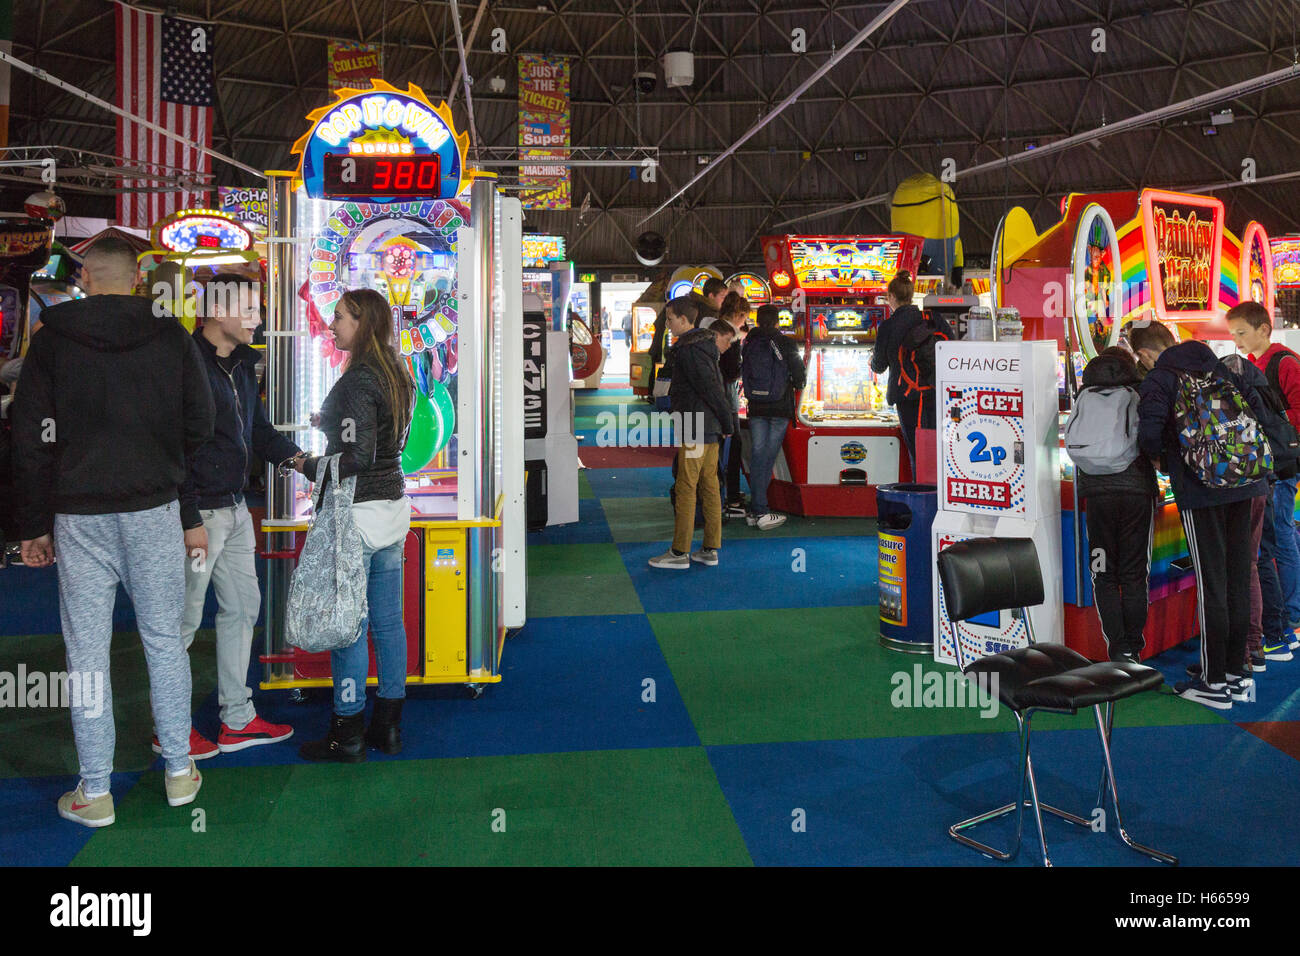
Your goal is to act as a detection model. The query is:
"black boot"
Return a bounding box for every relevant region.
[299,712,366,763]
[365,697,403,754]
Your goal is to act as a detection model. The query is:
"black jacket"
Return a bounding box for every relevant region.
[870,303,954,409]
[306,360,414,504]
[1074,353,1158,502]
[743,326,807,420]
[667,327,733,442]
[180,330,301,530]
[11,294,215,539]
[1137,340,1268,510]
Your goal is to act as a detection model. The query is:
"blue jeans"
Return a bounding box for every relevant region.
[330,539,408,716]
[1259,490,1286,646]
[748,416,789,516]
[1272,476,1300,624]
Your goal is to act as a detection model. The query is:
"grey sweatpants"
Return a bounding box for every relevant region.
[55,502,191,793]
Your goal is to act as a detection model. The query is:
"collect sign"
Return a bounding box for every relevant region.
[1140,190,1223,321]
[327,40,383,92]
[293,80,468,204]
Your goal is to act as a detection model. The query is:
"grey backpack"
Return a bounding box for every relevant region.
[1064,385,1140,475]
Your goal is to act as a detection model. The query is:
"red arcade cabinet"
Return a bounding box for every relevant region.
[754,234,923,517]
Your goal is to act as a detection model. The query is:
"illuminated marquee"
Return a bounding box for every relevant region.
[153,208,254,253]
[1139,190,1224,322]
[1272,235,1300,289]
[293,80,469,203]
[761,234,923,295]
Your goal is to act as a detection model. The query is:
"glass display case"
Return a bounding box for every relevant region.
[795,303,893,426]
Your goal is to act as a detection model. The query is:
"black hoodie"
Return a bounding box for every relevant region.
[1137,340,1268,510]
[11,294,215,539]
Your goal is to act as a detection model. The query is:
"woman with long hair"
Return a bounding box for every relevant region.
[295,288,416,762]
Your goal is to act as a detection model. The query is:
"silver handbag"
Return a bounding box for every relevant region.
[285,454,369,653]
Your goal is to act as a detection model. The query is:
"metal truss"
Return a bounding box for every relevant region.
[9,0,1300,268]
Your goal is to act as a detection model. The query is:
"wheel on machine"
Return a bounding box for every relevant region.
[467,684,484,699]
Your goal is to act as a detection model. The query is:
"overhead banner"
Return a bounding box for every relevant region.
[328,40,383,92]
[518,54,570,210]
[218,186,268,238]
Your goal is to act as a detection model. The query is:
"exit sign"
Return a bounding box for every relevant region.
[579,272,597,283]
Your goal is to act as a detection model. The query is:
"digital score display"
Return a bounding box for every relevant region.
[322,153,443,198]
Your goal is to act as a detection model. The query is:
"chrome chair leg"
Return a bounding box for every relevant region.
[1095,700,1114,812]
[1092,705,1178,866]
[949,712,1029,861]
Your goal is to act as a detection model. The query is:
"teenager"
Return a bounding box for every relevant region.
[1228,300,1300,659]
[650,296,734,570]
[12,238,215,825]
[714,292,749,517]
[173,274,303,758]
[870,270,953,475]
[742,304,807,530]
[1070,347,1158,662]
[1132,320,1270,709]
[296,288,416,761]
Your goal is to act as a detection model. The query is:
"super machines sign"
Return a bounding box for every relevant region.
[518,54,570,210]
[1139,189,1224,321]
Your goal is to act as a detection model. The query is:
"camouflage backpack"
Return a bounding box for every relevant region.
[1171,370,1272,487]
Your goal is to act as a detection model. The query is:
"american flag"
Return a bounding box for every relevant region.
[116,6,214,228]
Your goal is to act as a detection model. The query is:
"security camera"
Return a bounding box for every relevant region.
[635,71,656,95]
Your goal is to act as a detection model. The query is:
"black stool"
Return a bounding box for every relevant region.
[936,536,1177,867]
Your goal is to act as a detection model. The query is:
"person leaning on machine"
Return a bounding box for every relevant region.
[293,288,416,763]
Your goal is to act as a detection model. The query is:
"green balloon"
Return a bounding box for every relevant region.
[427,379,455,455]
[401,394,437,475]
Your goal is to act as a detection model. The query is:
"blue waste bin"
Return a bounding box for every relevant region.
[875,483,938,653]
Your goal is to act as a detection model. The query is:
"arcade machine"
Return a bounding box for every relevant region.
[28,242,85,330]
[992,188,1276,661]
[260,79,525,697]
[1271,234,1300,333]
[523,254,579,530]
[0,217,56,370]
[756,234,924,516]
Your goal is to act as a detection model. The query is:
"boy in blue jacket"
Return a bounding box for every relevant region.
[1132,321,1269,709]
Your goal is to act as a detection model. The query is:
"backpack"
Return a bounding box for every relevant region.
[1063,386,1140,475]
[1262,350,1300,478]
[742,334,790,405]
[1171,369,1272,488]
[897,315,949,404]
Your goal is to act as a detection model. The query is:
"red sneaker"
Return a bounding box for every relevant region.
[151,728,219,761]
[218,716,294,753]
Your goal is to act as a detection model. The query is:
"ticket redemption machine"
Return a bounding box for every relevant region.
[756,234,923,516]
[932,340,1063,665]
[993,188,1276,660]
[260,80,525,696]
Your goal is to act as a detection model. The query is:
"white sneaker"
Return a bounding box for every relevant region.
[164,759,202,807]
[690,548,719,566]
[754,513,787,530]
[648,550,690,570]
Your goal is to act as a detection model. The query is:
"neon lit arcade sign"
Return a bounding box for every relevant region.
[293,80,469,203]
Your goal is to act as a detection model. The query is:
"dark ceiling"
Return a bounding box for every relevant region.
[11,0,1300,269]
